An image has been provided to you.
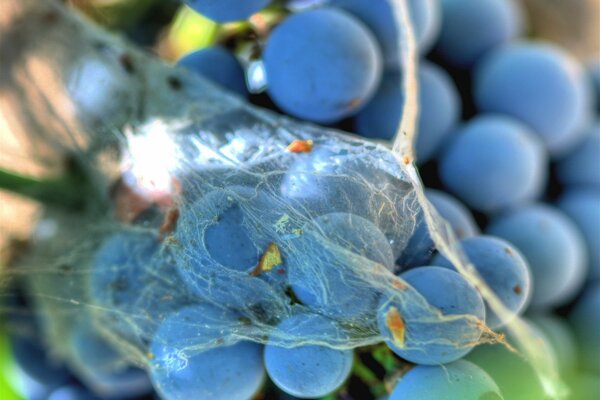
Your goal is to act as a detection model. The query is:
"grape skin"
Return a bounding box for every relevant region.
[556,123,600,188]
[355,61,461,164]
[433,235,532,329]
[177,46,247,97]
[569,284,600,373]
[557,189,600,280]
[389,360,504,400]
[264,313,353,398]
[183,0,271,23]
[148,304,265,400]
[487,203,588,308]
[439,115,548,212]
[436,0,525,67]
[378,267,485,365]
[331,0,441,65]
[474,42,592,156]
[263,8,382,123]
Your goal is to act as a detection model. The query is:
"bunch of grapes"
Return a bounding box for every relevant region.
[1,1,599,400]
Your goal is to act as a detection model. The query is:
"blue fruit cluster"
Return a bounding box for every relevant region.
[6,1,600,400]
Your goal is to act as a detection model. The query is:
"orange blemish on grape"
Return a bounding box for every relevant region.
[402,155,412,165]
[159,208,180,236]
[250,243,283,276]
[386,307,406,348]
[392,278,407,290]
[287,139,314,153]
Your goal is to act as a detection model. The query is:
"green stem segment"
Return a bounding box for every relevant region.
[0,169,85,208]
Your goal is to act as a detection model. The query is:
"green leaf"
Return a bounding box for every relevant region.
[0,330,22,400]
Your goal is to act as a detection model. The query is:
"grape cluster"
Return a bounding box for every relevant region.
[3,0,600,400]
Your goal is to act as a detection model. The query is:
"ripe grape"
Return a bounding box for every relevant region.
[149,304,265,400]
[433,235,531,329]
[177,46,247,96]
[439,115,547,212]
[263,8,382,123]
[389,360,504,400]
[436,0,525,67]
[397,189,478,269]
[557,188,600,280]
[264,313,353,398]
[183,0,271,22]
[286,212,393,320]
[378,267,485,365]
[355,61,461,164]
[474,42,592,156]
[332,0,441,65]
[556,123,600,188]
[487,203,588,308]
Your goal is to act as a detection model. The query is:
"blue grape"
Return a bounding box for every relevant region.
[149,304,265,400]
[433,235,531,329]
[177,46,247,96]
[556,123,600,188]
[439,115,547,212]
[331,0,441,65]
[397,189,479,269]
[570,284,600,372]
[436,0,525,67]
[529,314,578,374]
[474,42,592,156]
[280,146,414,258]
[264,313,353,398]
[426,189,479,239]
[287,212,394,321]
[355,61,461,164]
[487,203,588,308]
[47,386,101,400]
[68,318,152,398]
[557,189,600,280]
[183,0,271,22]
[173,187,290,321]
[389,360,504,400]
[90,231,188,345]
[378,266,485,365]
[263,8,382,123]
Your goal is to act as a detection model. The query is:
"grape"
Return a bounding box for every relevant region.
[264,313,353,398]
[177,46,247,97]
[149,304,265,400]
[433,235,531,329]
[557,189,600,280]
[378,267,485,365]
[280,146,414,258]
[474,42,592,156]
[47,386,101,400]
[389,360,504,400]
[182,0,271,23]
[570,284,600,373]
[556,123,600,188]
[439,115,548,212]
[397,189,478,269]
[90,231,188,345]
[529,314,578,374]
[355,61,461,164]
[331,0,441,65]
[436,0,525,67]
[68,318,152,398]
[263,8,382,123]
[287,212,394,320]
[487,203,588,308]
[426,189,479,239]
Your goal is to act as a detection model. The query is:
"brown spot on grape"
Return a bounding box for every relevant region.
[513,285,522,295]
[119,53,135,74]
[504,247,513,255]
[287,139,314,153]
[386,307,406,348]
[167,76,182,90]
